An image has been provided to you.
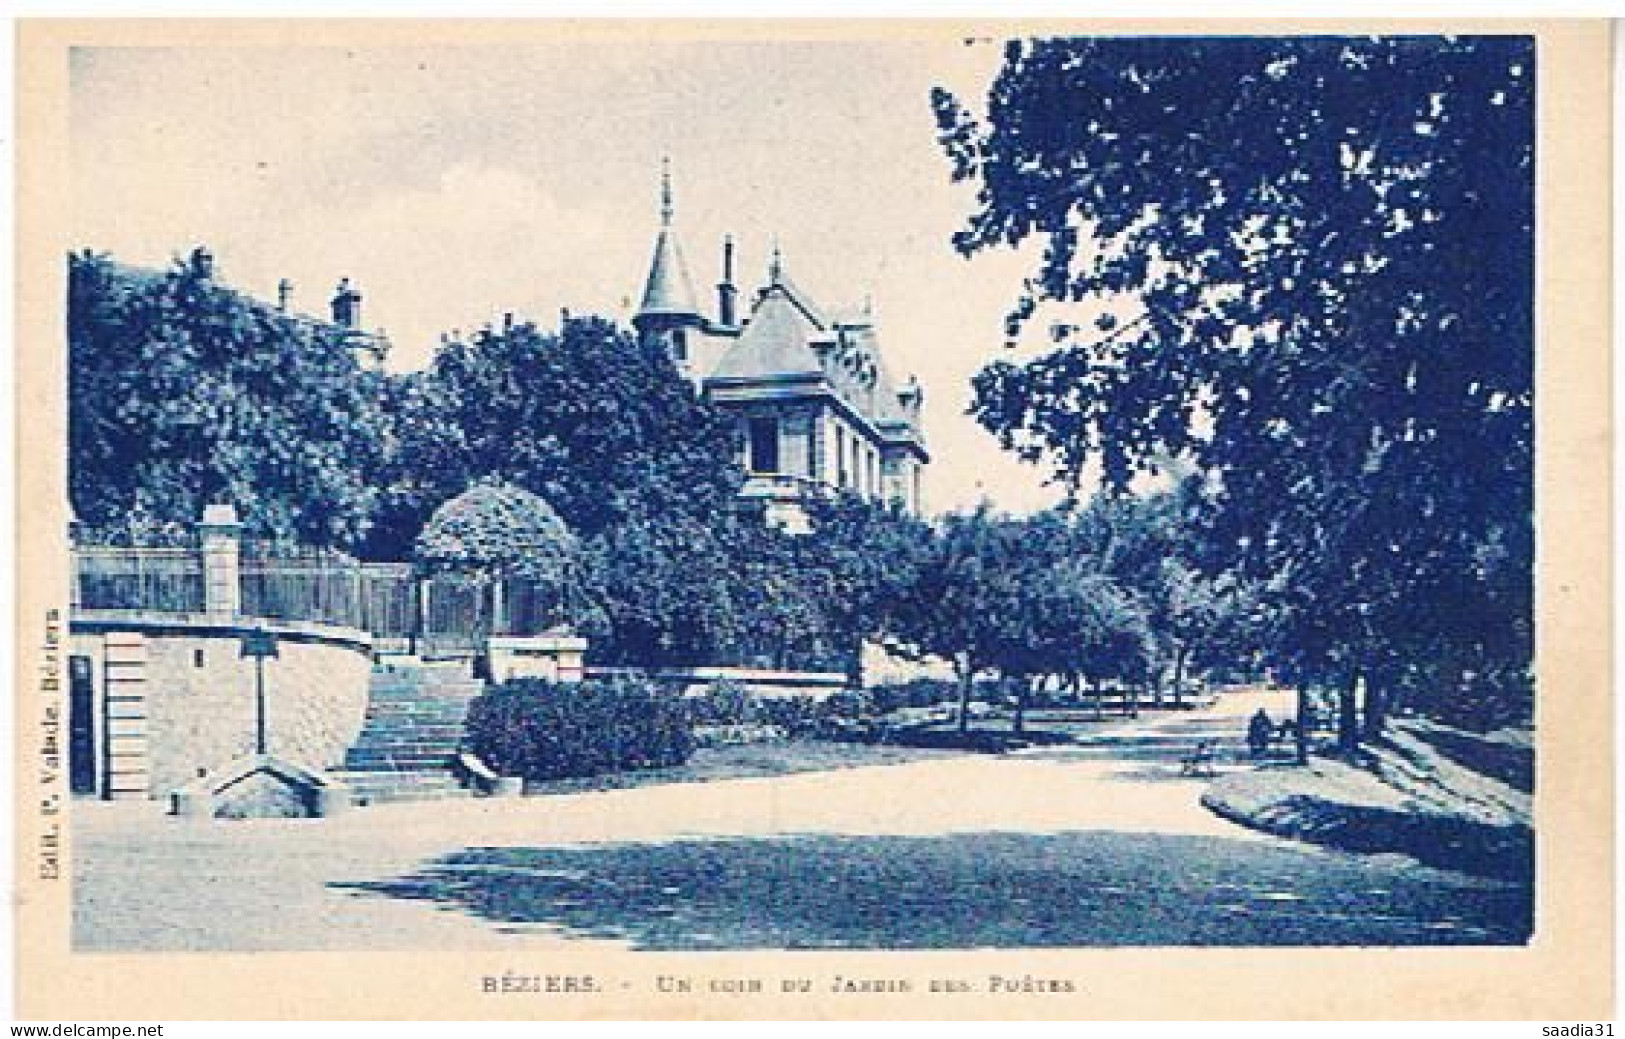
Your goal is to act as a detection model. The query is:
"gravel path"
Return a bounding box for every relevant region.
[72,689,1531,950]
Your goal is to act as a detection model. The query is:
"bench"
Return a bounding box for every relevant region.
[1179,740,1217,777]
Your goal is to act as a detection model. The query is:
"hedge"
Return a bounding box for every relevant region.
[465,676,694,781]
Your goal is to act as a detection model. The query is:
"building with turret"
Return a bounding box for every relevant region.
[631,166,930,529]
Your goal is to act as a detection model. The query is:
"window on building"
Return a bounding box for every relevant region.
[749,416,780,473]
[671,329,689,361]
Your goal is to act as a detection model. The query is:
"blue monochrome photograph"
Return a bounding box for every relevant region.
[62,32,1536,956]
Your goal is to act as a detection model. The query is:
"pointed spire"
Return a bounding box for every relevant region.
[635,159,700,322]
[768,236,784,284]
[659,155,674,227]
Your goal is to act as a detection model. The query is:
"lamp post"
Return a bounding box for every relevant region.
[239,628,280,755]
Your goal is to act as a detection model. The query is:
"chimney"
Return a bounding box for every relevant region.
[717,234,738,327]
[189,246,215,280]
[276,278,293,312]
[330,277,361,330]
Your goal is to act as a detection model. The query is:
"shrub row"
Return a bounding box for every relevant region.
[466,676,694,781]
[466,675,1028,782]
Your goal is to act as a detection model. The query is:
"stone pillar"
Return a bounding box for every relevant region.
[486,633,589,684]
[199,503,242,618]
[416,578,432,656]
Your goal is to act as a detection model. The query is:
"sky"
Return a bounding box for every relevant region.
[69,37,1070,515]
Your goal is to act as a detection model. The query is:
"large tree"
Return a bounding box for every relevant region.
[802,493,937,685]
[69,249,390,547]
[993,515,1149,730]
[894,505,1031,734]
[934,36,1534,740]
[584,507,744,668]
[393,315,742,544]
[369,314,778,667]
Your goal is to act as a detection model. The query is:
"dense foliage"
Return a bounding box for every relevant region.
[886,493,1254,733]
[415,481,578,581]
[68,248,1263,704]
[465,676,694,780]
[369,314,744,552]
[66,260,857,671]
[69,249,389,546]
[934,36,1534,735]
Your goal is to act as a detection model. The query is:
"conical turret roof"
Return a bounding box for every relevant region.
[636,161,701,321]
[638,229,700,318]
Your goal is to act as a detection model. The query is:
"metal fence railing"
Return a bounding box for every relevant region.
[74,545,207,614]
[356,563,418,640]
[420,572,486,657]
[72,538,565,654]
[241,556,368,627]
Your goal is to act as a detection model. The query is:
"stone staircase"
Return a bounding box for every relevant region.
[330,661,487,806]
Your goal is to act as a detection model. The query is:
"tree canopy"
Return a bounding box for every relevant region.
[934,36,1534,732]
[392,314,742,545]
[414,480,578,581]
[69,249,390,546]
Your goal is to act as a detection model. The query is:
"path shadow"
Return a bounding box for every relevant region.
[332,830,1532,949]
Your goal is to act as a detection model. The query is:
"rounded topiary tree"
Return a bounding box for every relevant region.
[415,480,583,634]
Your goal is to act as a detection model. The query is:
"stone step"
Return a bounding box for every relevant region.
[363,698,481,712]
[345,745,458,759]
[359,707,472,722]
[344,666,488,808]
[365,687,475,699]
[352,721,468,741]
[360,705,472,718]
[344,752,460,769]
[365,692,476,704]
[335,772,466,786]
[351,731,465,743]
[345,751,463,767]
[370,672,480,682]
[347,741,464,756]
[350,744,464,757]
[358,706,471,720]
[371,669,482,682]
[342,771,463,783]
[358,724,471,739]
[357,719,466,729]
[333,770,476,806]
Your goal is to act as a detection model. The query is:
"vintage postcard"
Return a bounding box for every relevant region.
[12,17,1613,1020]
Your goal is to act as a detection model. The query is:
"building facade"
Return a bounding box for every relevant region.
[631,167,930,530]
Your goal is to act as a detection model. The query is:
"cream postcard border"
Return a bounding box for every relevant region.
[12,17,1613,1021]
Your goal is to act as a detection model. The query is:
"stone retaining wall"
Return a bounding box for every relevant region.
[70,613,371,798]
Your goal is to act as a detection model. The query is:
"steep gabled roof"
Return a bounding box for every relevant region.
[770,268,829,330]
[709,285,825,380]
[819,321,923,445]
